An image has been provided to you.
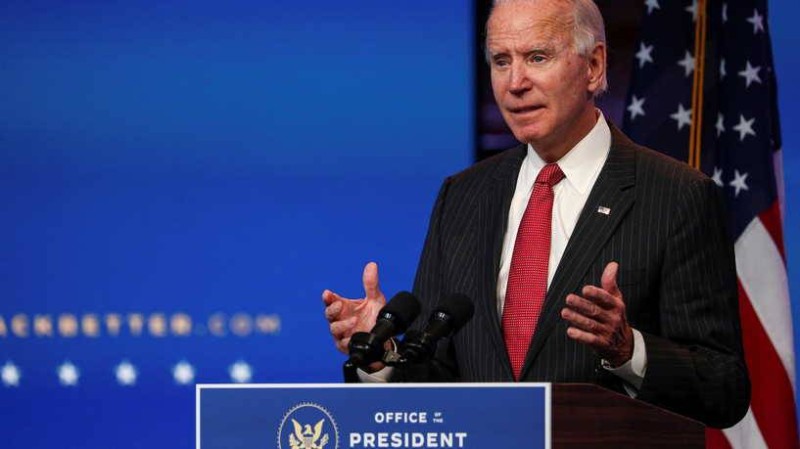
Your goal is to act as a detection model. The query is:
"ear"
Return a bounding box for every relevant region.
[586,41,607,95]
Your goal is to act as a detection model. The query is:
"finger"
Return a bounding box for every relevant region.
[566,326,606,348]
[329,317,357,339]
[565,294,608,321]
[561,307,607,335]
[579,285,619,310]
[601,261,621,298]
[337,337,351,354]
[322,289,344,306]
[324,301,343,321]
[362,261,383,300]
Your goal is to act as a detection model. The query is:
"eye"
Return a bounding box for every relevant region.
[528,53,547,64]
[491,56,511,68]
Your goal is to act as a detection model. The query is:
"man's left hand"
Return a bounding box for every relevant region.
[560,262,633,367]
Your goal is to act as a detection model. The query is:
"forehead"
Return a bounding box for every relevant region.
[486,1,573,50]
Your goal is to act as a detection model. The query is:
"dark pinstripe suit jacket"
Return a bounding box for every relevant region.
[400,126,750,428]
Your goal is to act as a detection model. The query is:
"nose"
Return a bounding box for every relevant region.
[508,62,532,96]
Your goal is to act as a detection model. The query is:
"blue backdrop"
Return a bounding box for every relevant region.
[0,1,797,448]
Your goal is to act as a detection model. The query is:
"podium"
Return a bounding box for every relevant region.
[197,383,704,448]
[552,384,704,448]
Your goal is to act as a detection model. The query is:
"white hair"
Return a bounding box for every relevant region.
[487,0,608,94]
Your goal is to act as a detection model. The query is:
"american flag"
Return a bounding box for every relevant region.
[622,0,797,448]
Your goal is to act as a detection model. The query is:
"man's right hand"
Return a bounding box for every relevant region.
[322,262,387,354]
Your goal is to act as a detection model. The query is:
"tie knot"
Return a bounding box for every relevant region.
[536,163,565,187]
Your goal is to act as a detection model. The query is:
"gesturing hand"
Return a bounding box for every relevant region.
[560,262,634,367]
[322,262,387,354]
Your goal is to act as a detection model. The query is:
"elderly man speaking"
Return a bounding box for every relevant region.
[323,0,749,429]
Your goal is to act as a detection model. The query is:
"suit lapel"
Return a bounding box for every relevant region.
[476,144,526,379]
[520,127,638,378]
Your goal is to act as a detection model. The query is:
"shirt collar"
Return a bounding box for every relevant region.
[525,111,611,195]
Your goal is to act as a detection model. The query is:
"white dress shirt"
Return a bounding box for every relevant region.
[361,113,646,390]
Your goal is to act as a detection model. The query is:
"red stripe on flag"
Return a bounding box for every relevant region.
[738,281,800,449]
[758,202,786,262]
[706,428,734,449]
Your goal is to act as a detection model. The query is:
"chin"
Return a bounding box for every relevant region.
[506,118,552,144]
[510,127,548,145]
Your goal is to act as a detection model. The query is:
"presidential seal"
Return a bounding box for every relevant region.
[278,402,339,449]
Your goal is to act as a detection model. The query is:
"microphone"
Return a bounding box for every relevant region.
[400,293,474,363]
[347,291,421,368]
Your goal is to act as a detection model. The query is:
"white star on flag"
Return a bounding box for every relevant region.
[57,361,80,386]
[722,3,728,23]
[733,115,756,141]
[720,59,727,79]
[729,170,749,197]
[115,361,137,386]
[635,43,655,68]
[1,361,21,387]
[627,95,646,120]
[173,361,195,385]
[670,104,692,130]
[716,113,725,136]
[738,61,762,88]
[711,167,724,187]
[645,0,660,15]
[685,0,698,21]
[678,51,695,77]
[229,361,253,383]
[747,9,765,34]
[635,43,654,68]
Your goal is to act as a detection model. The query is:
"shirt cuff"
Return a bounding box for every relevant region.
[356,365,395,383]
[601,328,647,395]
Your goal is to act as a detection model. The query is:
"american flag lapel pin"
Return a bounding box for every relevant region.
[597,206,611,215]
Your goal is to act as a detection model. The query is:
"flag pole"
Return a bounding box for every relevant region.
[689,0,708,170]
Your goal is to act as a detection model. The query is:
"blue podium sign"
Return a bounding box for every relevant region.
[197,383,551,449]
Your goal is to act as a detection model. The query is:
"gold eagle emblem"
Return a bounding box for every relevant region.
[288,418,329,449]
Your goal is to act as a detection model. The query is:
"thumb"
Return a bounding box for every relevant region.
[362,261,383,301]
[601,261,621,297]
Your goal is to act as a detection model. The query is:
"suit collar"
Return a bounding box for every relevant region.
[490,143,527,181]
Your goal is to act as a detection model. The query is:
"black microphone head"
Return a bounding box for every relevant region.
[398,294,474,364]
[378,291,421,334]
[434,293,474,331]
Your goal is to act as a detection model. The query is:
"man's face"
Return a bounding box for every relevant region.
[486,0,603,157]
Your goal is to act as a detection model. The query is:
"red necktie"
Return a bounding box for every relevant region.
[502,163,565,380]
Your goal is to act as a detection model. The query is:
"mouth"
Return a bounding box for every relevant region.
[507,105,543,114]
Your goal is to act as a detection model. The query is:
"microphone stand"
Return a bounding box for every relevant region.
[343,359,360,383]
